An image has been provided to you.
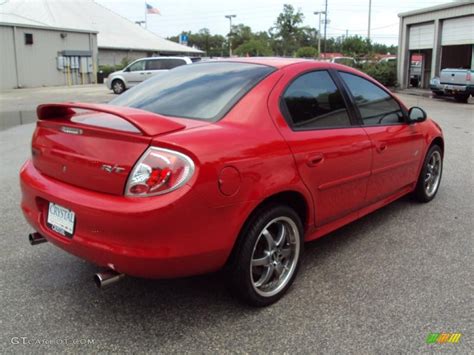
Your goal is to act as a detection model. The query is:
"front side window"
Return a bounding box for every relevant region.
[339,72,404,125]
[127,61,145,72]
[282,71,351,129]
[111,62,275,121]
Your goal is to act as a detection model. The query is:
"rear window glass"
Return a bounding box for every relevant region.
[110,62,275,121]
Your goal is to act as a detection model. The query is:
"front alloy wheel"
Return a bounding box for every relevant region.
[112,80,125,94]
[414,145,443,202]
[229,205,303,307]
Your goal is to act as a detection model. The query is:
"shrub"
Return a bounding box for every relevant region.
[235,39,273,57]
[359,61,397,87]
[98,64,124,77]
[295,46,318,58]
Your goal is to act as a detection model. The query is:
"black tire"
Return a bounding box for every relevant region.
[432,90,444,96]
[414,145,443,203]
[111,79,125,94]
[454,94,469,103]
[228,204,304,307]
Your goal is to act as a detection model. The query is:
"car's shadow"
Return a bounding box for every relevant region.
[66,195,415,311]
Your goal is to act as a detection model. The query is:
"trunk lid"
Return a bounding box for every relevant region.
[31,103,196,195]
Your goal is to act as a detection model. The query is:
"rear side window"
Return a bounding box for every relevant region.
[339,72,404,125]
[282,71,351,129]
[146,59,163,70]
[111,62,275,121]
[162,59,187,69]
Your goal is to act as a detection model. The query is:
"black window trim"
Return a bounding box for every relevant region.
[279,68,360,132]
[334,70,409,127]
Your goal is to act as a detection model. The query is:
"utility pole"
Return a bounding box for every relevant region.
[314,11,326,57]
[323,0,328,55]
[225,14,236,57]
[368,0,372,41]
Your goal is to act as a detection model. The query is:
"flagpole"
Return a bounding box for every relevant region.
[144,2,148,29]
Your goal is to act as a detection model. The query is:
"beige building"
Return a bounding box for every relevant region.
[397,1,474,89]
[0,0,203,89]
[0,17,98,90]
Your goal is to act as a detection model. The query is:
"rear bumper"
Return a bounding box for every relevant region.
[439,83,474,95]
[20,160,243,278]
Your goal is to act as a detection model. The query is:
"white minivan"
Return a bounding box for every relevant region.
[106,57,193,94]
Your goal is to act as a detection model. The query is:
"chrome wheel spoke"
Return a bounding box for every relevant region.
[255,265,274,288]
[275,224,286,247]
[280,247,292,259]
[274,263,284,278]
[252,253,271,267]
[262,228,276,250]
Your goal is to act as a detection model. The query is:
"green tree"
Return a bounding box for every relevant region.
[168,29,226,56]
[341,35,370,58]
[231,24,253,51]
[270,4,305,56]
[295,46,318,58]
[235,39,273,56]
[297,26,318,48]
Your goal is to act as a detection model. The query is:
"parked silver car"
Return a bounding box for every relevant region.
[106,57,193,94]
[430,68,473,103]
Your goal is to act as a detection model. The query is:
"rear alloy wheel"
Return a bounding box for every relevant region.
[414,145,443,202]
[229,205,303,307]
[112,79,125,94]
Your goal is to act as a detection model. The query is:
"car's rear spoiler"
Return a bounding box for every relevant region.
[37,102,185,137]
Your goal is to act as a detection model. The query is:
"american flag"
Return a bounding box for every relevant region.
[146,3,160,15]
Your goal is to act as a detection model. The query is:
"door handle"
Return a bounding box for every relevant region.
[376,143,387,153]
[306,153,324,167]
[146,72,152,74]
[140,72,145,75]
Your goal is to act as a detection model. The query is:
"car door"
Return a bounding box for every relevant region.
[123,60,146,87]
[337,71,425,203]
[269,68,373,226]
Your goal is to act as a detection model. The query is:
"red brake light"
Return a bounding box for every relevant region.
[466,72,472,82]
[125,147,195,197]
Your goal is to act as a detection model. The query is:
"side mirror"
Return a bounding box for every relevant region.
[408,107,427,123]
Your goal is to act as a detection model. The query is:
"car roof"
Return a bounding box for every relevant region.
[211,57,319,69]
[140,56,190,60]
[206,57,365,76]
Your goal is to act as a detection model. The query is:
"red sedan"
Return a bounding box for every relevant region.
[20,58,444,306]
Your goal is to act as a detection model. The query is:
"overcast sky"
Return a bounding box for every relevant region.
[96,0,453,46]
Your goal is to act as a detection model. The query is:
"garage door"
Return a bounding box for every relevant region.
[409,23,435,50]
[442,16,474,46]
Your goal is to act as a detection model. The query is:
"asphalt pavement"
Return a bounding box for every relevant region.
[0,86,472,353]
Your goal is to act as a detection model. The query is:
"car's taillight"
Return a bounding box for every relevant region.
[125,147,195,197]
[466,72,472,82]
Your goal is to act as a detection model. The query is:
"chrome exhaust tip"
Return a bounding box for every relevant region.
[94,270,124,288]
[29,232,47,245]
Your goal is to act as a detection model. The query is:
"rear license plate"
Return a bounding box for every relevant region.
[47,202,75,238]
